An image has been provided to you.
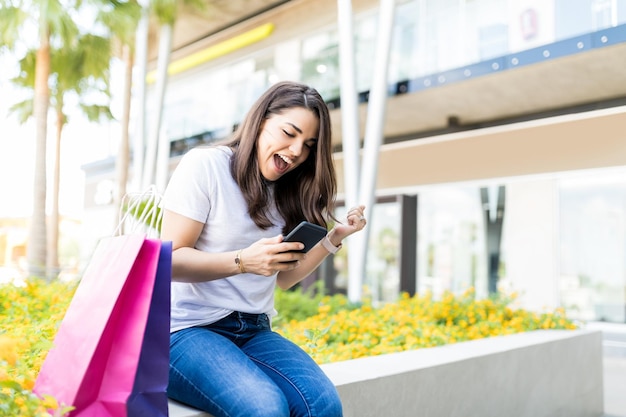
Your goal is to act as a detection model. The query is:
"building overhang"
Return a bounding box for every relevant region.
[334,105,626,193]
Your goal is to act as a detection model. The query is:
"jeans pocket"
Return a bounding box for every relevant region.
[257,313,271,331]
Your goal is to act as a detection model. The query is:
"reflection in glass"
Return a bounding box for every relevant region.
[559,173,626,323]
[332,202,402,305]
[418,186,486,299]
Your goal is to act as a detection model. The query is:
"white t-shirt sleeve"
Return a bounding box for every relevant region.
[162,148,215,223]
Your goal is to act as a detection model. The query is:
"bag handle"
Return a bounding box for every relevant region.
[114,185,163,238]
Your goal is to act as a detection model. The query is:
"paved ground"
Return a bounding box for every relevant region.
[586,322,626,417]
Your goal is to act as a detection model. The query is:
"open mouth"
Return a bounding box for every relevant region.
[274,154,291,174]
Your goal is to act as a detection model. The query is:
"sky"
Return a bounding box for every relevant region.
[0,53,119,219]
[0,4,124,220]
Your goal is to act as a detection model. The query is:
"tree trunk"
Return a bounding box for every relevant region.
[27,27,51,278]
[47,109,63,280]
[113,44,134,232]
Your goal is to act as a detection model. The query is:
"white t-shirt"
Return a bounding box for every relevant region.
[162,146,284,332]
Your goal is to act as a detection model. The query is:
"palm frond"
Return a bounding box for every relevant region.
[8,99,34,124]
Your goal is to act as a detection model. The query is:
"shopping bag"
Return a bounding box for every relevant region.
[126,240,171,416]
[33,234,170,417]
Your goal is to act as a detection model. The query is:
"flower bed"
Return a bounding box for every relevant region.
[274,287,577,364]
[0,279,76,416]
[0,279,576,416]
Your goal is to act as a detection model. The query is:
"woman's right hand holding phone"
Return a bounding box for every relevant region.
[236,235,307,276]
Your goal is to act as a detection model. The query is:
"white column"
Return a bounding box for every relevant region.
[337,0,360,206]
[142,23,173,190]
[500,180,559,310]
[132,4,149,191]
[337,0,364,302]
[350,0,396,302]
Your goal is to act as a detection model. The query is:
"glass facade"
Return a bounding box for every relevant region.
[358,170,626,323]
[155,0,626,143]
[559,171,626,323]
[363,201,404,303]
[146,0,626,322]
[417,186,487,300]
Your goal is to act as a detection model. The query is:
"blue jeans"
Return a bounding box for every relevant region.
[168,311,343,417]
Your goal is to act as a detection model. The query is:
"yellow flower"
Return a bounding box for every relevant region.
[318,305,331,314]
[0,335,20,366]
[41,394,59,410]
[22,377,35,390]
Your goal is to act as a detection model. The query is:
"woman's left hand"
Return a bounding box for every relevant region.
[328,205,367,244]
[276,205,367,289]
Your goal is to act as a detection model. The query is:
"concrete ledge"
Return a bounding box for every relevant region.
[169,329,603,417]
[169,399,213,417]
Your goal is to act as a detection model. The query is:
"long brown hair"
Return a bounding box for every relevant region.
[223,81,337,234]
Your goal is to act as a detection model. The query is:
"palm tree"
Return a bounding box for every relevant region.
[96,0,142,222]
[48,34,113,277]
[0,0,79,278]
[10,33,113,278]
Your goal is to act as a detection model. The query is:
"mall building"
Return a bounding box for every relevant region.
[82,0,626,323]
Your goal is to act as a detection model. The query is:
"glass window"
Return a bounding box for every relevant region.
[273,39,302,81]
[365,201,403,303]
[559,172,626,323]
[331,201,403,304]
[593,0,616,29]
[226,58,257,125]
[200,67,235,133]
[422,0,465,73]
[300,31,340,100]
[555,0,594,39]
[478,24,508,60]
[389,1,420,82]
[225,53,276,125]
[465,0,509,63]
[354,13,377,92]
[160,66,236,140]
[417,185,486,299]
[619,0,626,24]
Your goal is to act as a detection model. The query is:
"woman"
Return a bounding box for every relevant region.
[161,81,367,417]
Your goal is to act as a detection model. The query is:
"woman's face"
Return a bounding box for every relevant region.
[256,107,319,181]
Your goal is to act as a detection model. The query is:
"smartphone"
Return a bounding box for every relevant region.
[283,221,327,253]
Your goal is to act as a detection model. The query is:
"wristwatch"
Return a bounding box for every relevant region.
[321,236,342,254]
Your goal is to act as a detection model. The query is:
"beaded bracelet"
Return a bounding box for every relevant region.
[235,249,246,273]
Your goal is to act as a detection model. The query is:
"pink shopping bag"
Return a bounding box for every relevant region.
[34,234,170,417]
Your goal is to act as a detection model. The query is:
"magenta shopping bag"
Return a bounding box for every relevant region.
[34,234,171,417]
